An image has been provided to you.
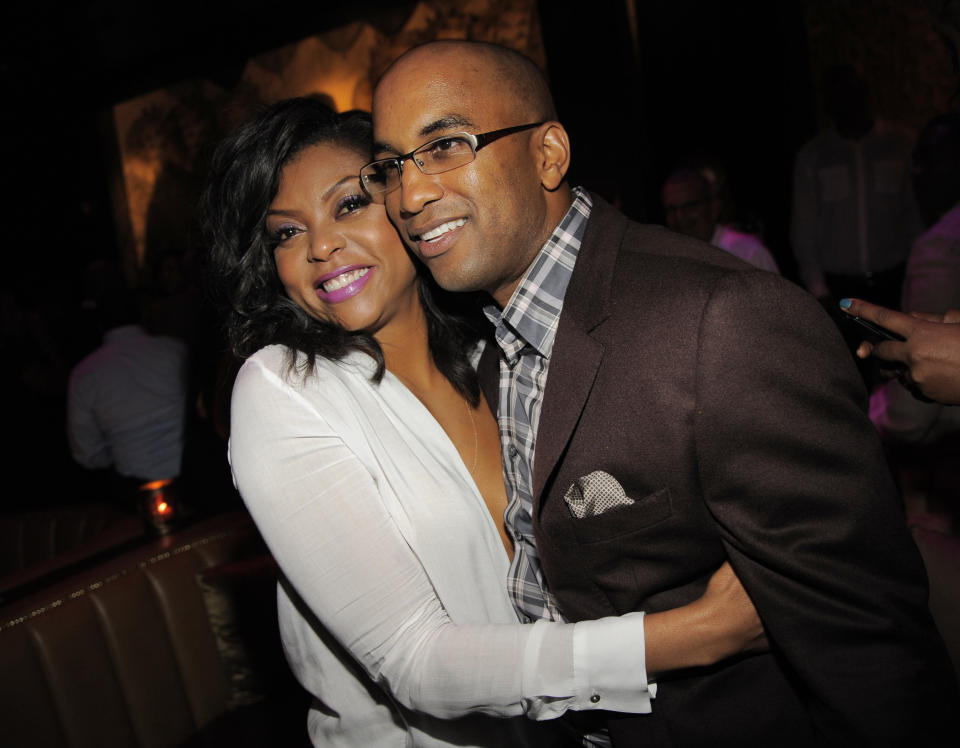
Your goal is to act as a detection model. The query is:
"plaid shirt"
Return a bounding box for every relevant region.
[484,187,593,624]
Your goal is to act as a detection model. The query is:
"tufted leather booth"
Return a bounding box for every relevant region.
[0,511,293,748]
[0,504,128,578]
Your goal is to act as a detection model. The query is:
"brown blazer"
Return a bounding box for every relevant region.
[480,196,957,747]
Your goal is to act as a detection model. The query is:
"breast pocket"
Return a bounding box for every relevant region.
[565,485,673,545]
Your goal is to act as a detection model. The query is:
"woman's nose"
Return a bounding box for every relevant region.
[307,232,345,262]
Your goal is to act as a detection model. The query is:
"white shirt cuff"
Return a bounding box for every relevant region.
[572,611,654,714]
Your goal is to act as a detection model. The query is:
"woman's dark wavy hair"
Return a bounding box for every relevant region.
[201,96,481,404]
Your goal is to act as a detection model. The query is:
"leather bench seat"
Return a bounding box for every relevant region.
[0,511,301,748]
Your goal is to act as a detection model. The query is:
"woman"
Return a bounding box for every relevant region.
[203,97,764,747]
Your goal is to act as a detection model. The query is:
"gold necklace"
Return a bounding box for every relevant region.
[464,398,478,474]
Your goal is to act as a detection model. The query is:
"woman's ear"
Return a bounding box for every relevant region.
[536,122,571,191]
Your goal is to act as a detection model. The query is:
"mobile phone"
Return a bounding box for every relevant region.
[844,315,905,343]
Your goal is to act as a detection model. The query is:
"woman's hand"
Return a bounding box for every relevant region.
[840,298,960,405]
[643,561,767,676]
[695,561,768,661]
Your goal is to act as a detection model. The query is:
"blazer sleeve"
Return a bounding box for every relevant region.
[692,270,956,742]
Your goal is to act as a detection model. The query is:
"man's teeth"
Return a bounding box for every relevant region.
[421,218,466,242]
[323,267,369,292]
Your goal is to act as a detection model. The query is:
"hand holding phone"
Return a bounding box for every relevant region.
[838,298,960,404]
[846,315,905,344]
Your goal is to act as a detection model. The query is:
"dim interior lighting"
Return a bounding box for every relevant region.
[138,478,179,534]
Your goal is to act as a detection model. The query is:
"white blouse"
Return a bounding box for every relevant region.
[229,345,652,747]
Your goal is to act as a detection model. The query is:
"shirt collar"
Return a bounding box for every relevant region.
[484,187,592,361]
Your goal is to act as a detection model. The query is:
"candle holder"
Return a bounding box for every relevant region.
[138,479,180,536]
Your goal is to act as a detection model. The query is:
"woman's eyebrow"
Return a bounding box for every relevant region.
[266,175,358,215]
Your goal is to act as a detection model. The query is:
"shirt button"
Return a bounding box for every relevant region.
[590,693,601,703]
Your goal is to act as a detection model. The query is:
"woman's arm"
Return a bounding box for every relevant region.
[230,353,763,721]
[645,561,766,676]
[230,355,613,718]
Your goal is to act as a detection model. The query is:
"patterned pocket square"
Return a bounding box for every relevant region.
[563,470,635,519]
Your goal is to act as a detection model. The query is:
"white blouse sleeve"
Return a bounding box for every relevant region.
[229,355,652,720]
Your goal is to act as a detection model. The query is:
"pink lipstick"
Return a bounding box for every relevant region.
[315,265,374,303]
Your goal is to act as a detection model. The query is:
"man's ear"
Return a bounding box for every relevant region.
[537,123,571,191]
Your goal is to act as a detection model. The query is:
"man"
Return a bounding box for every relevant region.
[790,65,921,307]
[367,41,956,745]
[68,261,189,500]
[662,167,780,273]
[789,67,921,391]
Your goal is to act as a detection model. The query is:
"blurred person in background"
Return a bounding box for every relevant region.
[67,260,188,506]
[662,165,780,272]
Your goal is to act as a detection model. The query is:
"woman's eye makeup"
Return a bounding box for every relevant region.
[336,193,371,217]
[267,187,370,243]
[270,223,303,243]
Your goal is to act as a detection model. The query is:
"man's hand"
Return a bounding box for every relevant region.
[840,298,960,405]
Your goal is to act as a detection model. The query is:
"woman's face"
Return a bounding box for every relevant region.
[268,142,419,339]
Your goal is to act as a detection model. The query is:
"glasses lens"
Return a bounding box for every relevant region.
[416,135,476,174]
[360,161,397,196]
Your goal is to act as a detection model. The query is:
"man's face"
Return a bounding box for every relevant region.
[372,50,549,306]
[662,178,717,242]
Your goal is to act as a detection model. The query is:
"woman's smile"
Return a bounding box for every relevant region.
[315,265,373,302]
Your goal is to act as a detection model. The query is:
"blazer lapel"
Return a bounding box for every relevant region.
[533,324,603,502]
[532,196,628,505]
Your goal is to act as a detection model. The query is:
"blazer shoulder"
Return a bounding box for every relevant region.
[622,223,751,273]
[585,194,751,274]
[566,194,757,328]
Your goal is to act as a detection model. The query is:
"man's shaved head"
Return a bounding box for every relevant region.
[379,40,556,125]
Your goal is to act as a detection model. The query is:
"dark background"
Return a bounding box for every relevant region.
[0,1,813,285]
[0,0,954,505]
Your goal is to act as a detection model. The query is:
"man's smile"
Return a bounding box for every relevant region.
[419,218,467,241]
[409,217,468,258]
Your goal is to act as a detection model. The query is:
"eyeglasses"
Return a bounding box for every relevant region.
[360,122,544,200]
